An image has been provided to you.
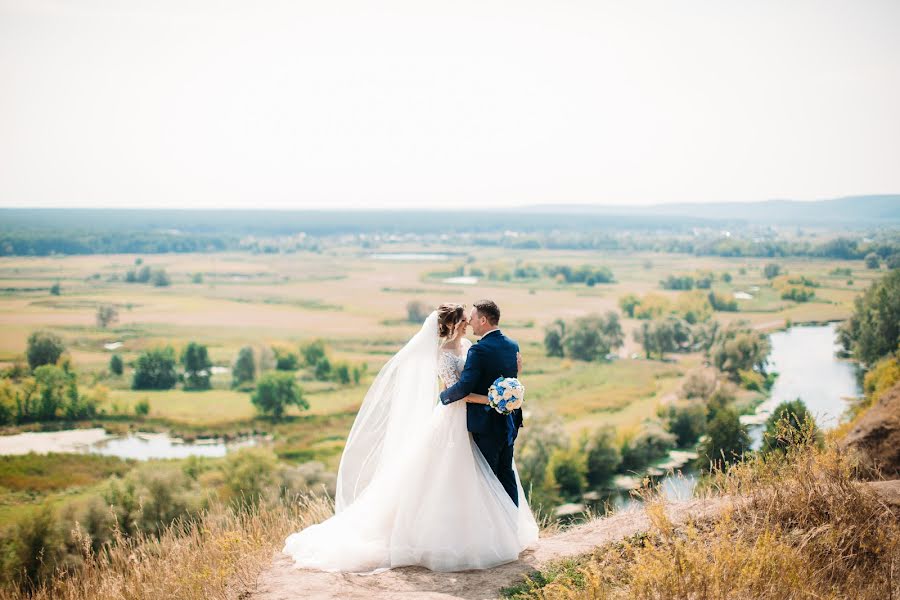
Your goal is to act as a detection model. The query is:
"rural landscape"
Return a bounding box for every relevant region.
[0,197,898,599]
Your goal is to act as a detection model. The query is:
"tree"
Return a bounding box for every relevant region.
[251,371,307,420]
[406,300,432,323]
[763,263,781,279]
[634,317,691,359]
[180,342,212,390]
[95,304,119,328]
[26,330,65,370]
[547,448,587,500]
[232,346,255,388]
[659,402,707,447]
[135,398,150,416]
[561,312,624,361]
[838,269,900,365]
[136,265,152,283]
[334,363,351,385]
[302,340,327,366]
[760,399,818,455]
[619,294,640,318]
[620,422,676,472]
[314,356,332,381]
[109,354,124,376]
[583,426,621,486]
[132,346,178,390]
[865,252,881,269]
[709,324,770,382]
[699,407,750,471]
[273,347,299,371]
[543,319,566,357]
[152,269,170,287]
[49,281,61,296]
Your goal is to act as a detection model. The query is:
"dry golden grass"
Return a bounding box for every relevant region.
[0,495,333,600]
[507,440,900,600]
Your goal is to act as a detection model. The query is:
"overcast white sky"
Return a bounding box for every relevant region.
[1,0,898,210]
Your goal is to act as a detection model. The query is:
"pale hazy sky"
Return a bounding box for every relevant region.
[1,0,899,210]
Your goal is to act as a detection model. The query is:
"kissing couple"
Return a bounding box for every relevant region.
[282,299,538,573]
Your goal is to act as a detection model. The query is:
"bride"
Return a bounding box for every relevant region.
[282,303,539,573]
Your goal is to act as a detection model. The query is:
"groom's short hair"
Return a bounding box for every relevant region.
[473,300,500,325]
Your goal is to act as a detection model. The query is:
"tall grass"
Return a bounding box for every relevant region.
[0,495,332,600]
[505,437,900,599]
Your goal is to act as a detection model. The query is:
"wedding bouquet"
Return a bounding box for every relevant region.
[487,377,525,415]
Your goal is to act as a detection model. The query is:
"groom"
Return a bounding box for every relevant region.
[440,299,523,506]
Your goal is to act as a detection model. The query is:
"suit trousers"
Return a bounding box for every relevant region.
[472,432,518,507]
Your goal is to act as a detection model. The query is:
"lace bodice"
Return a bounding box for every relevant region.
[438,338,472,388]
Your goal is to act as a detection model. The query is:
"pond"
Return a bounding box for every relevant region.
[0,427,261,460]
[577,323,862,519]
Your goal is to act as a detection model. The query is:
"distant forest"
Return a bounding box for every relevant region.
[1,196,898,259]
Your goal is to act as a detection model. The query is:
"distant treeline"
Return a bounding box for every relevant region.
[1,208,897,259]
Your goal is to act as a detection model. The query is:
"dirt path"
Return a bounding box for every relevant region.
[250,495,729,600]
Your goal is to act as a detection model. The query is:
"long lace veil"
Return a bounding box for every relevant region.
[334,311,440,512]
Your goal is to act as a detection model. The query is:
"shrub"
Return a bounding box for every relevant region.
[273,347,299,371]
[314,356,332,380]
[763,263,781,279]
[707,291,738,311]
[49,281,61,295]
[151,269,170,287]
[680,369,716,400]
[708,324,770,382]
[132,346,177,390]
[134,399,150,416]
[548,312,623,361]
[26,330,65,371]
[251,371,307,420]
[109,354,123,376]
[543,320,566,358]
[864,252,880,269]
[760,399,819,455]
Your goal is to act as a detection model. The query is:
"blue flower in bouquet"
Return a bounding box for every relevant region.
[487,377,525,415]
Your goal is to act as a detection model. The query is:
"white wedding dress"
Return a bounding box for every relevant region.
[282,312,539,573]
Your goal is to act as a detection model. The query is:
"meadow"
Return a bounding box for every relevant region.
[0,245,873,530]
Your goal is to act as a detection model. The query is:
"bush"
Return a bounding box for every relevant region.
[109,354,123,376]
[26,330,65,371]
[618,294,640,318]
[583,427,621,487]
[132,347,177,390]
[49,281,61,295]
[760,399,819,455]
[763,263,781,279]
[219,448,279,507]
[251,371,307,420]
[707,291,738,311]
[314,356,332,381]
[134,398,150,416]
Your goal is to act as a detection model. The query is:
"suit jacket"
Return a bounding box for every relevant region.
[439,330,523,445]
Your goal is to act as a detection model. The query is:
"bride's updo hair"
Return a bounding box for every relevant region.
[436,303,465,339]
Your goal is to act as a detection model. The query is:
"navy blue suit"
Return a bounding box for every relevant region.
[439,329,523,506]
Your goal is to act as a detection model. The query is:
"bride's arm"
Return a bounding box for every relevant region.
[463,393,489,405]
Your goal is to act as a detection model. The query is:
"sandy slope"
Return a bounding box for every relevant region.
[250,495,729,600]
